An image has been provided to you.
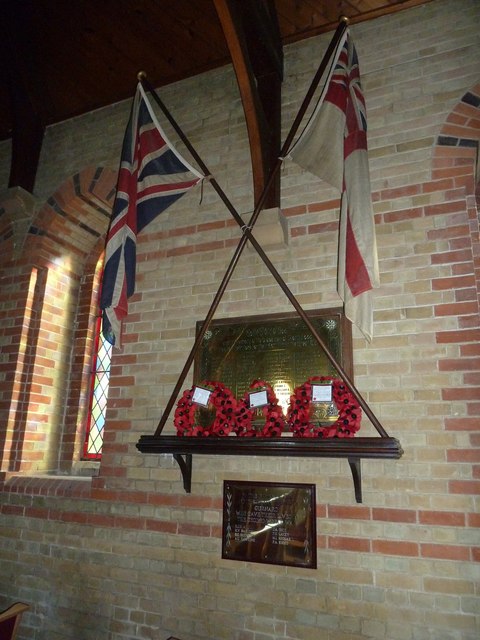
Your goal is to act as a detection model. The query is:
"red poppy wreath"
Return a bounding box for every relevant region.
[174,381,237,436]
[235,380,286,437]
[287,376,361,438]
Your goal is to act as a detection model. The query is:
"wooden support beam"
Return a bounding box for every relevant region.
[213,0,283,209]
[2,1,47,193]
[8,79,44,193]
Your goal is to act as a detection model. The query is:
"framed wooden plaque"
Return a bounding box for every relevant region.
[194,308,352,413]
[222,480,317,568]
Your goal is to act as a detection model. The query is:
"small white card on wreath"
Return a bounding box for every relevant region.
[192,386,212,407]
[311,383,332,403]
[248,389,268,408]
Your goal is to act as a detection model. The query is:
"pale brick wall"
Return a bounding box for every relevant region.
[0,1,479,639]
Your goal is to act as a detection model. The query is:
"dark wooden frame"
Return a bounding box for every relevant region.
[193,307,353,393]
[222,480,317,568]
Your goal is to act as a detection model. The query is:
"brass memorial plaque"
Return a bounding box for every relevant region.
[222,480,317,568]
[194,308,352,415]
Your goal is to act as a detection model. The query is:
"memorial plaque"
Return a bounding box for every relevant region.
[194,308,352,416]
[222,480,317,568]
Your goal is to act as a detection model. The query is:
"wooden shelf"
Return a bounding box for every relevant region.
[136,435,403,503]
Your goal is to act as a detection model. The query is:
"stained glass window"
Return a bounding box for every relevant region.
[84,313,112,459]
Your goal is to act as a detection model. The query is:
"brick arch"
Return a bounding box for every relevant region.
[434,82,480,196]
[32,165,117,259]
[0,167,117,474]
[431,82,480,492]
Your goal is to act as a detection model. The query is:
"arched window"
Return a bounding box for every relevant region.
[83,256,112,460]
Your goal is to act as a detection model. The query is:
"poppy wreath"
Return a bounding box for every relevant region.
[234,380,286,437]
[174,381,237,436]
[287,376,361,438]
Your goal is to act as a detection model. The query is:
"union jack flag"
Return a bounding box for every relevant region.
[290,30,379,341]
[101,83,203,345]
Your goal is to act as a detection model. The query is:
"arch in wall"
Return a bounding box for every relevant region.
[431,81,480,444]
[433,81,480,306]
[0,166,118,474]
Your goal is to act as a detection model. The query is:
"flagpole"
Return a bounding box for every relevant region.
[142,17,388,439]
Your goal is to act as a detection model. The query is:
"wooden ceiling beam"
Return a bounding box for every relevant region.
[213,0,283,209]
[3,1,47,193]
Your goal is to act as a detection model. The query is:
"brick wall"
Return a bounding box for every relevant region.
[0,1,479,639]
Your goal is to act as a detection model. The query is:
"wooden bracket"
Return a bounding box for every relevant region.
[138,436,403,504]
[348,458,362,503]
[173,453,192,493]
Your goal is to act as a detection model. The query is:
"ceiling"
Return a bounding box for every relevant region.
[1,0,434,144]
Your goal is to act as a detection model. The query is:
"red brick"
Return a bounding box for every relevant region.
[449,480,480,495]
[461,344,480,357]
[436,329,480,344]
[449,237,472,250]
[328,536,371,552]
[372,540,418,557]
[197,220,227,232]
[328,505,370,520]
[432,275,475,290]
[455,287,477,302]
[145,519,177,534]
[424,201,466,217]
[467,403,480,415]
[439,358,480,371]
[177,522,212,537]
[419,511,465,526]
[447,449,480,462]
[148,493,180,507]
[283,204,307,217]
[455,174,476,192]
[197,240,225,252]
[308,221,338,234]
[181,495,217,509]
[317,535,327,548]
[464,373,480,385]
[167,245,195,256]
[0,504,25,516]
[167,224,196,237]
[434,302,478,316]
[87,513,115,527]
[90,488,118,501]
[114,516,145,530]
[446,112,468,126]
[372,508,416,523]
[467,513,480,527]
[433,166,474,181]
[442,387,480,401]
[427,224,470,240]
[452,262,475,275]
[459,316,480,330]
[383,207,423,223]
[445,418,480,431]
[307,199,339,213]
[420,543,470,561]
[291,226,307,237]
[316,504,327,518]
[379,185,420,200]
[431,250,473,265]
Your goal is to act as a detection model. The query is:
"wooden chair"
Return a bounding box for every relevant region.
[0,603,29,640]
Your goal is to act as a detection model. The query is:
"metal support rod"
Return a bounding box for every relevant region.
[141,17,387,439]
